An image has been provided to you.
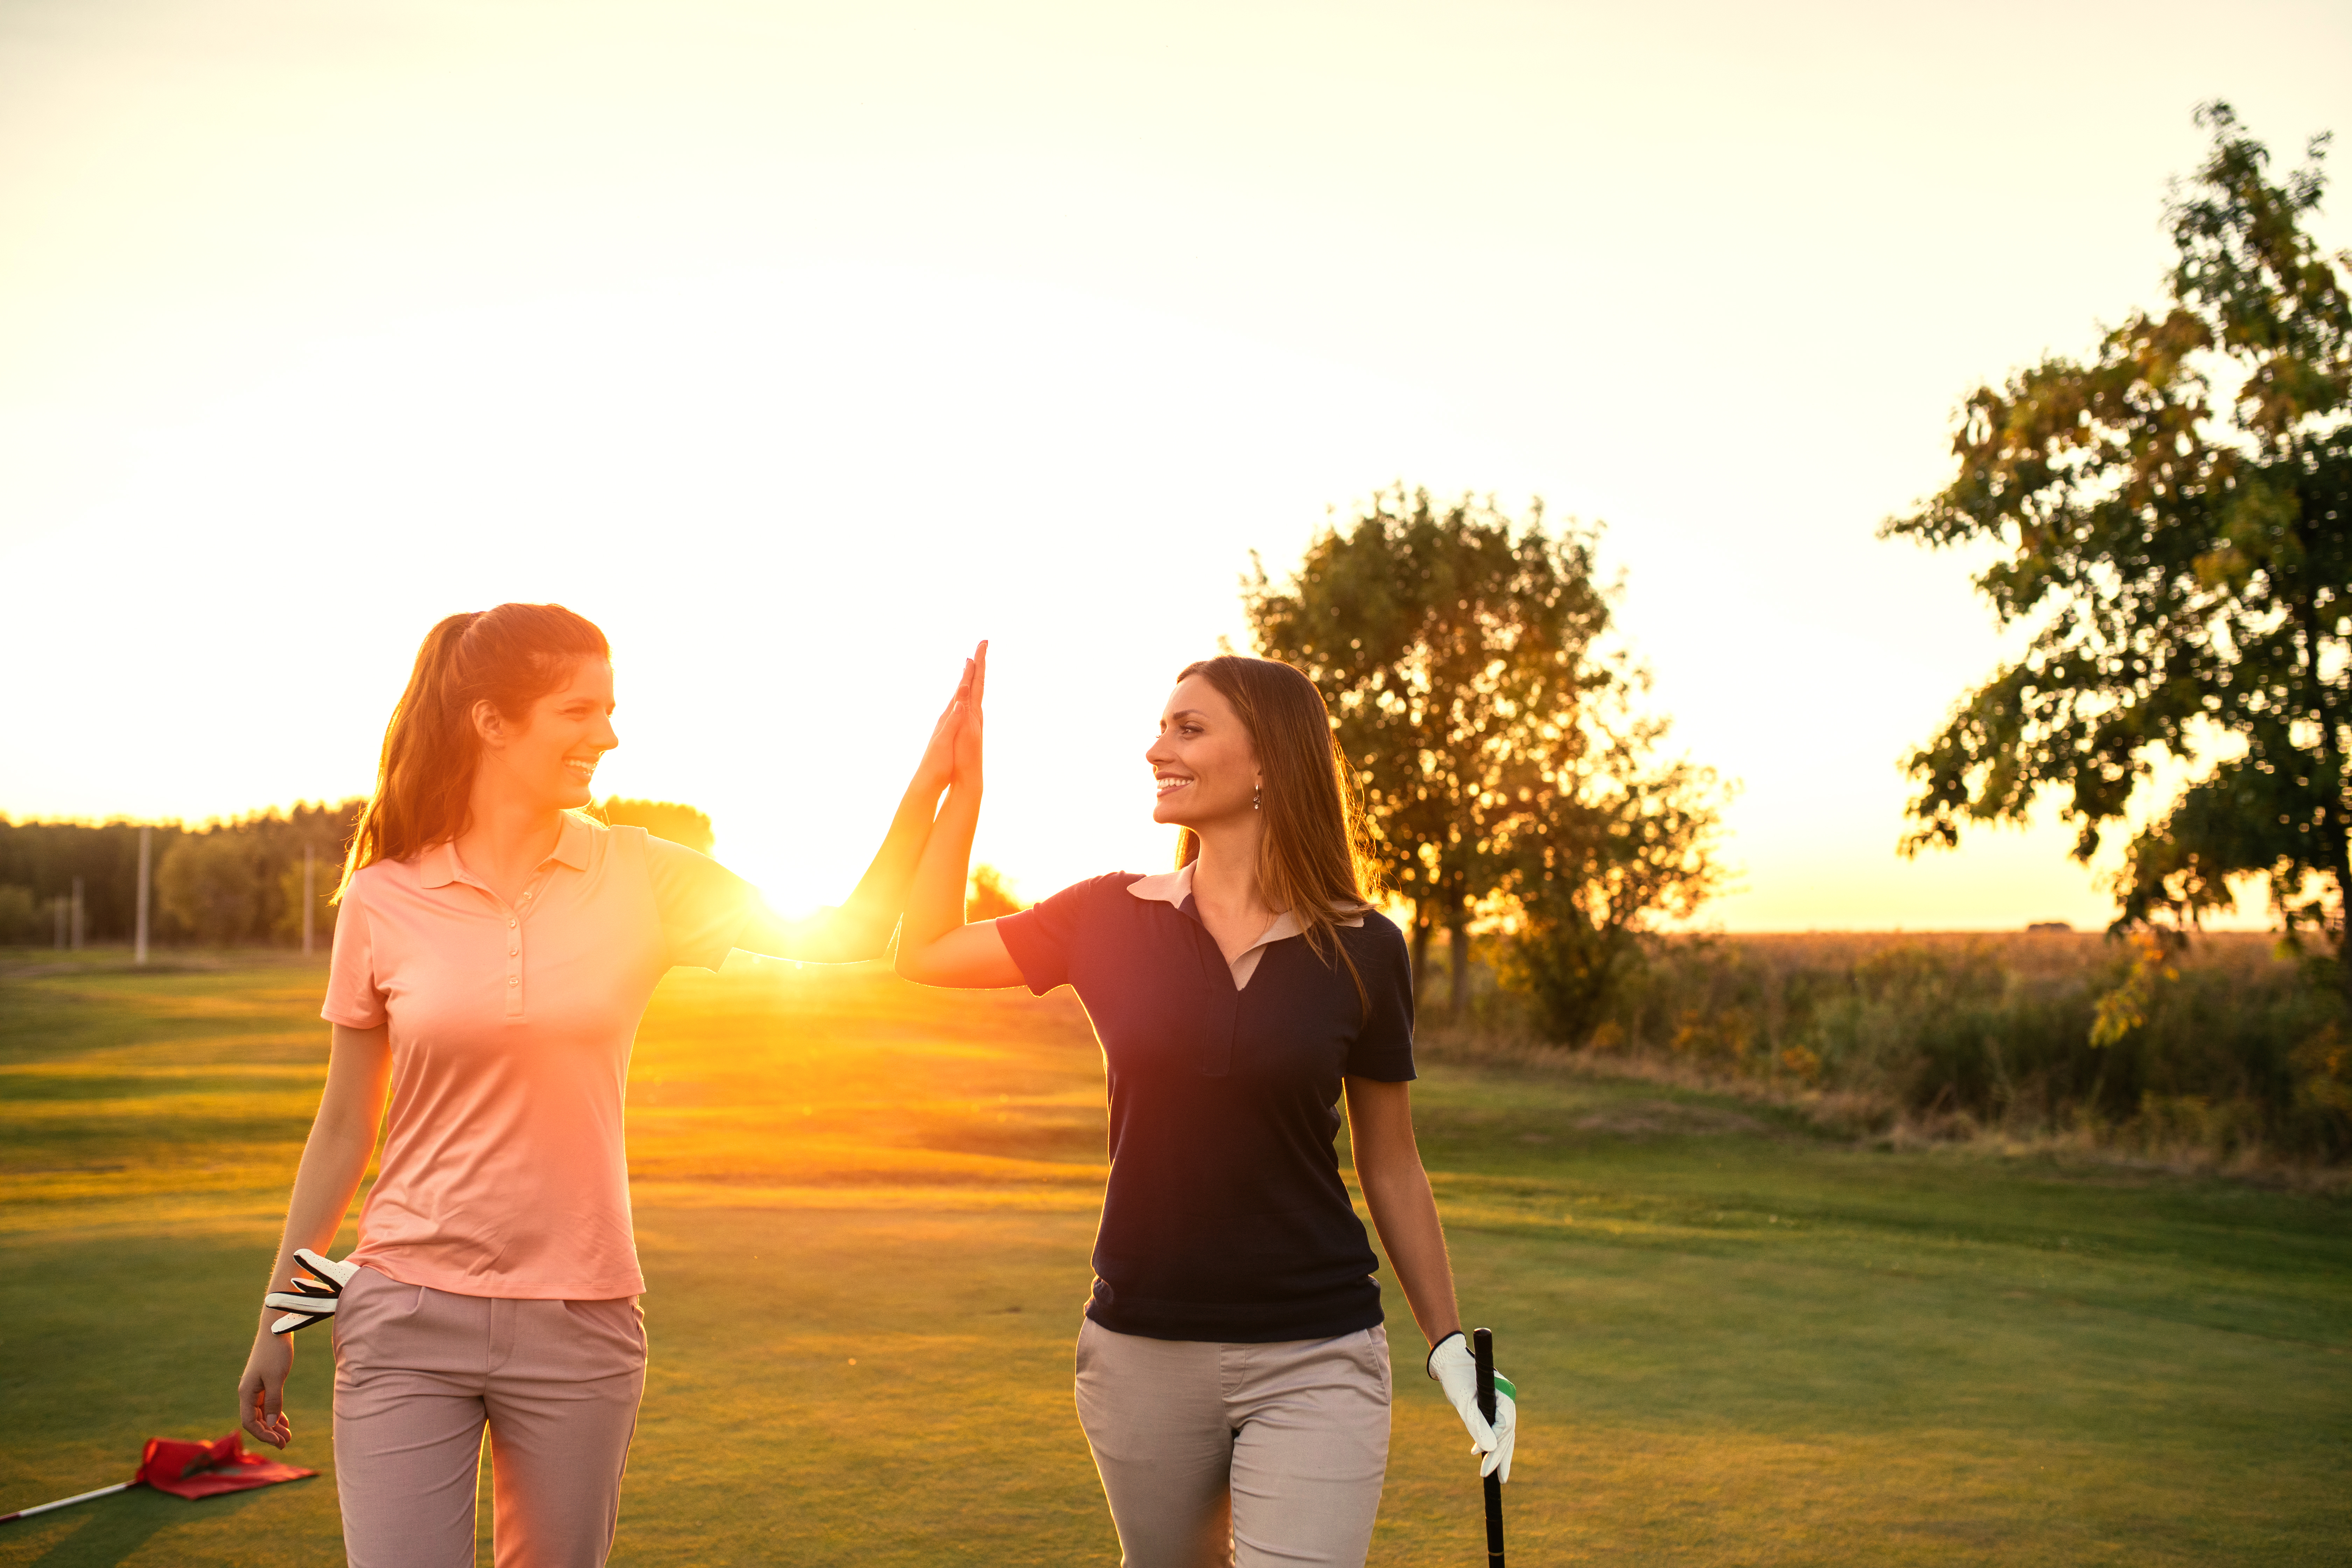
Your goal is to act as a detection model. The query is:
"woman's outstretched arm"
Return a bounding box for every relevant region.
[733,645,982,964]
[1345,1077,1465,1350]
[894,645,1024,988]
[237,1022,392,1449]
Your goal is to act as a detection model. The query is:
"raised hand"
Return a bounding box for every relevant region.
[952,641,987,791]
[915,644,983,796]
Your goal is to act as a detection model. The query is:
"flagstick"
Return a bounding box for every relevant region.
[0,1481,136,1525]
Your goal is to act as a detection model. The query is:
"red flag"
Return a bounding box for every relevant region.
[135,1433,314,1500]
[1,1434,313,1525]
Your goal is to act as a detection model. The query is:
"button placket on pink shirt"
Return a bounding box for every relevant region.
[500,862,568,1020]
[444,850,566,1022]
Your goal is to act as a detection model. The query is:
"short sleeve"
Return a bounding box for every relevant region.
[642,833,760,971]
[1342,914,1416,1082]
[320,882,388,1028]
[994,873,1129,996]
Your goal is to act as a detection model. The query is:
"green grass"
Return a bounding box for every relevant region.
[1,950,2347,1565]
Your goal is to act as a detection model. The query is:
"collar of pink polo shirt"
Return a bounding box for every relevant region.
[1126,862,1366,989]
[415,813,595,895]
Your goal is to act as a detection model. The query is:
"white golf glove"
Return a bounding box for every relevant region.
[264,1248,359,1335]
[1427,1331,1517,1482]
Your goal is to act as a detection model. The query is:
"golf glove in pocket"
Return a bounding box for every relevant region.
[1428,1331,1517,1482]
[264,1248,358,1336]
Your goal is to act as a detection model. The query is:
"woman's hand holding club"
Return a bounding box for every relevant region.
[1428,1330,1518,1481]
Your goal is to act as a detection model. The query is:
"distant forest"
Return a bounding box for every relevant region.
[0,798,713,947]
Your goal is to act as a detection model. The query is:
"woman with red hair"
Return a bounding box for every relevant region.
[235,603,976,1567]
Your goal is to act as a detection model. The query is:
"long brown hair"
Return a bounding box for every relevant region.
[336,604,610,900]
[1176,656,1383,1004]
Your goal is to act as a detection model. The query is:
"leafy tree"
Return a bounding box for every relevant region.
[0,884,41,944]
[157,832,266,945]
[273,854,343,947]
[1884,103,2352,1003]
[594,797,715,854]
[235,800,362,940]
[965,864,1027,922]
[1492,711,1729,1042]
[1247,484,1705,1020]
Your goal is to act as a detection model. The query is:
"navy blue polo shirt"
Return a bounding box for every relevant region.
[996,864,1417,1343]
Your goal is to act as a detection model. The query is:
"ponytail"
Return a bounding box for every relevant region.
[337,604,610,900]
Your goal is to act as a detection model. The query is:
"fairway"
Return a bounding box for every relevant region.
[2,953,2348,1566]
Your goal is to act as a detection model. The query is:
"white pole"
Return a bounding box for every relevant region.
[302,846,315,957]
[70,877,83,951]
[0,1479,138,1523]
[135,826,152,967]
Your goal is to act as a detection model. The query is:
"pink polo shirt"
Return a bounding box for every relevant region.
[322,811,755,1300]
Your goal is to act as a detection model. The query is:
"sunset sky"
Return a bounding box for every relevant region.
[2,0,2347,927]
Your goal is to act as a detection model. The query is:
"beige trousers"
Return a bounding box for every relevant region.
[331,1267,646,1568]
[1073,1316,1392,1568]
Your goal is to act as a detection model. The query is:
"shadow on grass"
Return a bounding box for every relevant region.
[22,1484,293,1568]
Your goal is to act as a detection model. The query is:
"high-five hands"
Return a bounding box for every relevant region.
[953,641,986,791]
[264,1248,359,1335]
[916,643,987,797]
[1428,1331,1518,1481]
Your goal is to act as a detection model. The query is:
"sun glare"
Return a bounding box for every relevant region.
[0,1,2340,930]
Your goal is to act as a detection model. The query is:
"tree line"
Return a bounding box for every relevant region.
[0,798,715,948]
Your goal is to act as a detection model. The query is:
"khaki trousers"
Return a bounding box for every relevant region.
[331,1267,646,1568]
[1073,1316,1392,1568]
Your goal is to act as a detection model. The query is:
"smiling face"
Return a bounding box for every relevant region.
[1147,674,1260,830]
[476,656,619,811]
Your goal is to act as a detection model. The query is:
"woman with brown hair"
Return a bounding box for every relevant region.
[897,651,1516,1567]
[234,603,978,1567]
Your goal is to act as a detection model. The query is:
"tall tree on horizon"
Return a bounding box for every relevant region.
[1885,102,2352,1003]
[1243,485,1615,1015]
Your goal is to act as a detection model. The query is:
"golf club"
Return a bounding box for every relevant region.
[1474,1326,1505,1568]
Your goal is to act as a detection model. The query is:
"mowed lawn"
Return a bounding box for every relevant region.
[2,954,2348,1566]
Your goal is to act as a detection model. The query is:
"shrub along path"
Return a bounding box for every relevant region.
[1,953,2346,1564]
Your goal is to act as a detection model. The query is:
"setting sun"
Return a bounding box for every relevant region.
[2,6,2348,1563]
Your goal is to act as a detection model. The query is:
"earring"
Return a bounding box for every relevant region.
[1253,785,1262,812]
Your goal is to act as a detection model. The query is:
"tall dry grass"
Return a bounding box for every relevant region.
[1432,928,2352,1180]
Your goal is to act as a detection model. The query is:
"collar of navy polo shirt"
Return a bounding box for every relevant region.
[1127,861,1367,990]
[418,811,596,893]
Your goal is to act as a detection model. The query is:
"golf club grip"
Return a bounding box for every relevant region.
[1474,1327,1504,1568]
